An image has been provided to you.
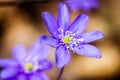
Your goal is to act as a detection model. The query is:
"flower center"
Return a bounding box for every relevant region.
[25,63,33,71]
[63,36,71,44]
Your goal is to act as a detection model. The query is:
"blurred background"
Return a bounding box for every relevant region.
[0,0,120,80]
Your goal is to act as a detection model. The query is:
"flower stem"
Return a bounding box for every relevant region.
[57,66,65,80]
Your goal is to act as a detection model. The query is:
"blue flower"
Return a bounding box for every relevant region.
[64,0,99,12]
[0,42,52,80]
[39,3,104,68]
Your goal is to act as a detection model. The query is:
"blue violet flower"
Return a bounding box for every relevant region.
[39,3,104,68]
[64,0,99,12]
[0,42,52,80]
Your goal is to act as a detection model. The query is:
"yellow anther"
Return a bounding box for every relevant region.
[25,63,33,71]
[63,36,71,44]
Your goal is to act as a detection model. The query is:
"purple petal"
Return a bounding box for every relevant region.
[55,45,70,68]
[64,0,82,12]
[28,42,50,61]
[42,12,58,38]
[3,77,16,80]
[0,59,18,68]
[38,60,52,71]
[64,0,99,12]
[17,74,28,80]
[12,45,27,62]
[72,44,101,58]
[69,14,89,37]
[1,68,19,79]
[81,0,99,12]
[81,31,104,43]
[39,35,60,48]
[30,73,49,80]
[39,73,50,80]
[57,3,70,33]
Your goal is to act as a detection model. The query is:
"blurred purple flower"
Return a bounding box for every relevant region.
[39,3,104,68]
[0,42,52,80]
[64,0,99,12]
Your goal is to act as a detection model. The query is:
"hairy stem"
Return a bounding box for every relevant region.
[57,66,65,80]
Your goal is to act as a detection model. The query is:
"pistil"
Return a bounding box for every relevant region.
[63,36,71,44]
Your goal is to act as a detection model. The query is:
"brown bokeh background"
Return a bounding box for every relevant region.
[0,0,120,80]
